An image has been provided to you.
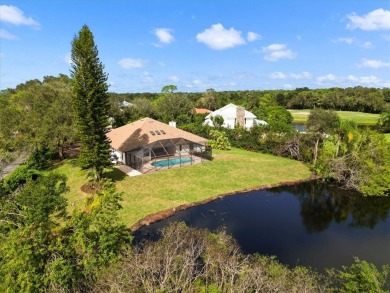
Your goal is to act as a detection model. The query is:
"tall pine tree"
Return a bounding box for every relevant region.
[70,25,111,181]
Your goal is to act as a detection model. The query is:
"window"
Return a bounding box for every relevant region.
[160,130,166,134]
[150,131,156,136]
[155,130,161,135]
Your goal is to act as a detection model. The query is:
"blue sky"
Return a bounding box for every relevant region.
[1,1,389,93]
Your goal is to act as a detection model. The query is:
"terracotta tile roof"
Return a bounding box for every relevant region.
[107,117,207,152]
[194,108,212,114]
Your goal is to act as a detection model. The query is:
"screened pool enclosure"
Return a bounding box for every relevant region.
[124,137,212,173]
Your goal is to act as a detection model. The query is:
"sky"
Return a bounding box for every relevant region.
[0,0,390,93]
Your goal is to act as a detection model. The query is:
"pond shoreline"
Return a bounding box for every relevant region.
[129,175,318,232]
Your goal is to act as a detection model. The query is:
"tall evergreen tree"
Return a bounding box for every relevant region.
[70,25,111,181]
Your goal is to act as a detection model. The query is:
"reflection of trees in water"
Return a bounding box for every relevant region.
[270,181,390,232]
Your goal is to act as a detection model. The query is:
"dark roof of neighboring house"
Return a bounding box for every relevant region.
[106,117,207,152]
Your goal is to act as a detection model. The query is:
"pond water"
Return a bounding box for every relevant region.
[291,123,306,132]
[133,181,390,272]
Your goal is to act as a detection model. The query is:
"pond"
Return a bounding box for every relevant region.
[291,123,306,132]
[133,181,390,272]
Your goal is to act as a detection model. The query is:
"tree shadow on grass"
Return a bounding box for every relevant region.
[105,167,127,182]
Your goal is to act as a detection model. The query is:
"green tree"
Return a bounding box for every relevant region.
[70,25,111,181]
[210,114,224,129]
[0,174,68,292]
[161,84,177,93]
[307,109,340,165]
[378,111,390,133]
[131,97,155,120]
[156,86,194,120]
[328,257,389,293]
[0,175,129,292]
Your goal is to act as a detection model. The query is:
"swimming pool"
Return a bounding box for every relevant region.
[151,157,192,167]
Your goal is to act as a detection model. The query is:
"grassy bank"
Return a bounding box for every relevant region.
[288,109,380,125]
[52,149,312,227]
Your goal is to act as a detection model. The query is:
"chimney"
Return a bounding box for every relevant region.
[236,106,245,127]
[169,121,176,128]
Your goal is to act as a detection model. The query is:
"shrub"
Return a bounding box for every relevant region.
[3,165,41,192]
[208,129,231,150]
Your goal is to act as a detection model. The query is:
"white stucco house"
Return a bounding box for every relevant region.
[204,103,267,129]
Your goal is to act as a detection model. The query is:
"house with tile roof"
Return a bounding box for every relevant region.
[106,117,210,173]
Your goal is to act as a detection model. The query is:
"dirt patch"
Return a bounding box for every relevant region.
[129,176,318,232]
[64,144,80,159]
[80,183,102,194]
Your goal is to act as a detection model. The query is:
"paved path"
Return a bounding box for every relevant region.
[116,165,142,177]
[0,153,29,179]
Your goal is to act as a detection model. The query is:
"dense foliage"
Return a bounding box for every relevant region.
[70,25,112,181]
[93,223,389,293]
[0,75,74,166]
[0,174,130,292]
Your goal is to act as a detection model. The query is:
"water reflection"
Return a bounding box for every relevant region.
[271,181,390,232]
[134,181,390,271]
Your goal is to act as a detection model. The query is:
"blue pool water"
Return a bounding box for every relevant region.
[151,157,192,167]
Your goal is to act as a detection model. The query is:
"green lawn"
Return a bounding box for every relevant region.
[288,109,380,125]
[52,148,312,228]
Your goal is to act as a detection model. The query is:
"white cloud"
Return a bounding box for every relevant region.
[360,59,390,68]
[315,73,385,87]
[169,75,180,82]
[193,79,204,85]
[118,58,147,69]
[270,71,311,80]
[335,37,373,49]
[65,53,72,65]
[291,72,312,79]
[196,23,246,50]
[223,81,237,87]
[0,28,17,40]
[0,5,40,28]
[262,43,296,62]
[317,74,336,82]
[247,31,261,42]
[283,84,293,89]
[361,41,373,49]
[141,72,153,83]
[154,28,174,44]
[336,37,355,44]
[346,8,390,31]
[264,43,285,51]
[269,72,287,79]
[383,34,390,41]
[346,75,380,84]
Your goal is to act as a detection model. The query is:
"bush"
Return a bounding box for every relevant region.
[327,257,389,293]
[3,165,41,192]
[25,146,55,170]
[93,223,327,292]
[208,129,231,150]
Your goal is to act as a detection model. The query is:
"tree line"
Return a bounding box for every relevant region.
[108,85,390,114]
[0,24,389,292]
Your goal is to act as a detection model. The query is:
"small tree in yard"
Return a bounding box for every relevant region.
[307,108,340,165]
[70,25,111,181]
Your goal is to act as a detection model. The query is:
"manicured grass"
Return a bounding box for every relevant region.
[52,149,312,227]
[288,109,380,125]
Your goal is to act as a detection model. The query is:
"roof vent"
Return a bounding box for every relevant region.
[169,121,176,128]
